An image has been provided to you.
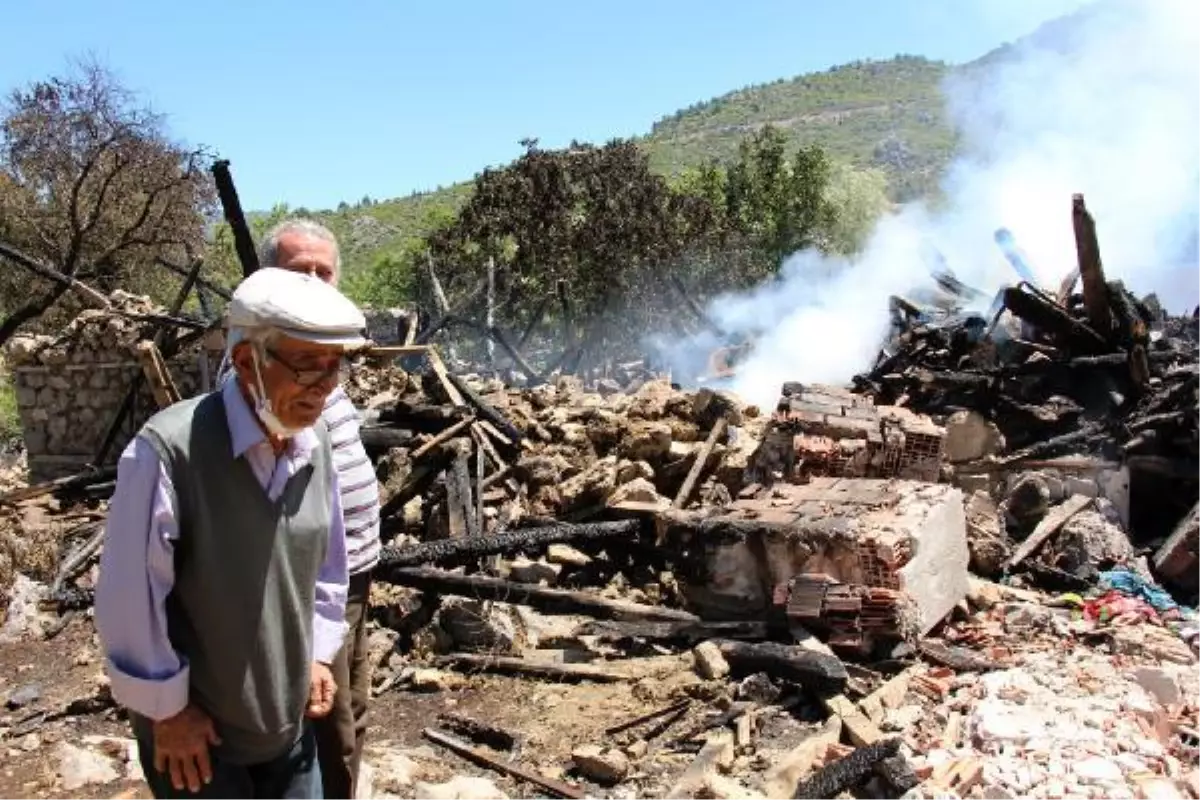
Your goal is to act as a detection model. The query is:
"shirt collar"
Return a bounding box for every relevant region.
[221,377,320,461]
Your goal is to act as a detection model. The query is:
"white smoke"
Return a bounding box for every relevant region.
[660,0,1200,410]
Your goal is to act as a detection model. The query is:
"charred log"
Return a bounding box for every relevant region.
[793,738,901,800]
[714,640,848,696]
[445,372,524,444]
[377,518,641,571]
[381,567,698,622]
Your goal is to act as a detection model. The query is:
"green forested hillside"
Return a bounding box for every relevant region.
[644,55,956,199]
[309,54,960,285]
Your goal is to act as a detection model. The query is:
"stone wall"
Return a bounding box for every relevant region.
[4,293,222,482]
[662,477,969,640]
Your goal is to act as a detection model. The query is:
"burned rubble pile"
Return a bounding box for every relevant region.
[841,197,1199,614]
[1,200,1198,797]
[5,344,1196,799]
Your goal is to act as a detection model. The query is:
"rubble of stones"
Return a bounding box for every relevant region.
[1,275,1198,798]
[4,292,218,475]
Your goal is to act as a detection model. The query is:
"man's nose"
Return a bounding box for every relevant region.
[310,369,340,392]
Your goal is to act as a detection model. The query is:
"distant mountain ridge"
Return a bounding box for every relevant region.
[291,4,1102,282]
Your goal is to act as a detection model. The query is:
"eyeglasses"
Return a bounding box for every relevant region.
[265,348,348,387]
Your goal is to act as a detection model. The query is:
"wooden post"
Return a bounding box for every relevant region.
[673,418,728,509]
[426,251,450,313]
[485,256,495,366]
[1072,193,1113,337]
[556,279,573,351]
[211,160,258,278]
[93,257,207,466]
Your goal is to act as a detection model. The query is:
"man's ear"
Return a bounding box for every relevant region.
[231,341,255,373]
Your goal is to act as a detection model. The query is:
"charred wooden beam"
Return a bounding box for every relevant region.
[359,426,416,453]
[416,278,489,345]
[792,738,901,800]
[445,372,524,443]
[379,453,453,524]
[156,257,233,301]
[432,654,631,684]
[574,619,771,644]
[93,256,207,466]
[669,700,777,749]
[423,728,585,799]
[382,567,698,622]
[714,640,848,696]
[1072,193,1114,339]
[1000,351,1127,376]
[53,585,95,612]
[517,294,551,351]
[211,160,258,278]
[917,640,1002,673]
[1004,494,1093,570]
[1,467,117,506]
[673,417,728,509]
[605,699,692,737]
[377,518,641,570]
[557,279,574,351]
[378,401,465,432]
[411,418,473,461]
[1002,286,1109,354]
[435,712,518,751]
[875,753,920,795]
[487,324,543,385]
[995,424,1103,466]
[50,521,106,597]
[445,449,476,538]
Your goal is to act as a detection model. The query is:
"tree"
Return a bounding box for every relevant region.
[822,162,891,255]
[722,125,837,278]
[0,60,215,343]
[424,139,701,342]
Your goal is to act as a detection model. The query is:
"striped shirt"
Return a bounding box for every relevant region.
[322,385,381,575]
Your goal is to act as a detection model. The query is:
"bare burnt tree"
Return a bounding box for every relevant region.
[0,59,215,344]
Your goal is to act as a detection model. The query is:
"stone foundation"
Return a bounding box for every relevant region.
[4,294,221,481]
[660,477,969,638]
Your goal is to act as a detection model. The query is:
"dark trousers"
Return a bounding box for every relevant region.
[313,570,372,799]
[132,716,321,799]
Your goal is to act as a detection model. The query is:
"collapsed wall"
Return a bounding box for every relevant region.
[4,295,222,481]
[747,382,946,485]
[660,477,969,641]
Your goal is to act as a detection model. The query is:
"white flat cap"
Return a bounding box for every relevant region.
[227,267,368,349]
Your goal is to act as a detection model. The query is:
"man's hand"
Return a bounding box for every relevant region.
[152,704,221,793]
[306,661,337,718]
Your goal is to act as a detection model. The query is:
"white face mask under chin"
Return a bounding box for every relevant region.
[250,350,305,439]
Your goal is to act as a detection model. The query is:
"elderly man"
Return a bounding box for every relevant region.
[96,267,367,798]
[248,219,381,800]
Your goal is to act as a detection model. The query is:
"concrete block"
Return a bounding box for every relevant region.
[943,410,1005,463]
[664,477,969,637]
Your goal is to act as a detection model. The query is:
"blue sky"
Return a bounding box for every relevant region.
[2,0,1091,211]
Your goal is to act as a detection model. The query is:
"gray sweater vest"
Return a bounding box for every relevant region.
[140,391,333,764]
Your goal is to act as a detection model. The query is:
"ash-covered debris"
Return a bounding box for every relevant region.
[1,200,1198,799]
